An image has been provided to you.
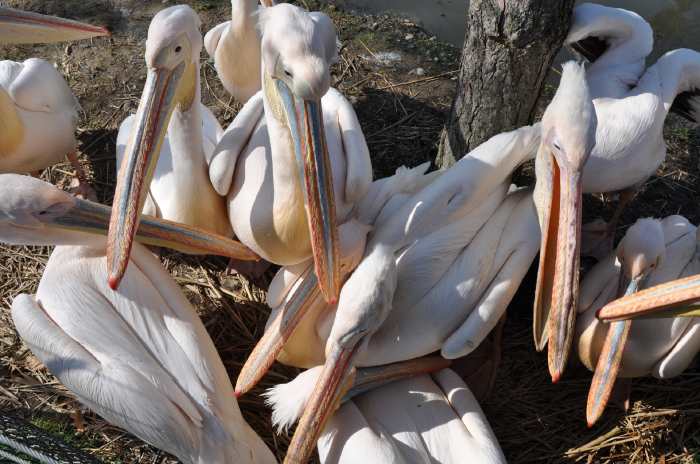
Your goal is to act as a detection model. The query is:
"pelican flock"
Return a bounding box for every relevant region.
[1,1,699,464]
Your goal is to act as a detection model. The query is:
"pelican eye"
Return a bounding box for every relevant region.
[284,68,293,78]
[175,45,182,53]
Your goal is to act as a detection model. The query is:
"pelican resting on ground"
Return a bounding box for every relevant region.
[267,366,506,464]
[208,3,373,303]
[204,0,274,103]
[534,3,700,381]
[234,119,542,397]
[1,175,275,464]
[579,216,700,425]
[109,5,236,290]
[0,7,109,199]
[250,69,597,458]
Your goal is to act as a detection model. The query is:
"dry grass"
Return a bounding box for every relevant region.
[0,1,698,463]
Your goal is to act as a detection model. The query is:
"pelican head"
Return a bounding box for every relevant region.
[616,219,665,294]
[0,7,109,44]
[0,174,258,258]
[259,3,341,303]
[533,61,597,382]
[107,5,204,289]
[598,227,700,322]
[585,218,664,426]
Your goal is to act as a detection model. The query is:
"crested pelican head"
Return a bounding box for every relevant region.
[258,3,342,303]
[533,61,597,382]
[0,7,108,44]
[107,5,204,289]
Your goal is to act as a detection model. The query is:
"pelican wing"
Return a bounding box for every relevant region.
[432,369,507,464]
[369,124,539,250]
[204,21,229,57]
[332,90,372,205]
[8,58,79,118]
[208,92,264,195]
[441,191,540,359]
[11,293,202,460]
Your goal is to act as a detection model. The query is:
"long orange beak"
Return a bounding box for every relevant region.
[236,265,321,396]
[284,343,358,464]
[107,64,187,290]
[275,77,340,304]
[598,274,700,321]
[534,144,587,382]
[0,7,109,44]
[45,193,258,259]
[586,273,643,426]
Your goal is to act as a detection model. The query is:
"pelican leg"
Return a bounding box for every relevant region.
[66,151,97,202]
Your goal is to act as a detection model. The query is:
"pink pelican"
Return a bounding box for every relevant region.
[207,3,373,303]
[0,7,109,198]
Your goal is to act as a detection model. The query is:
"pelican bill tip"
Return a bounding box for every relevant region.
[108,275,120,291]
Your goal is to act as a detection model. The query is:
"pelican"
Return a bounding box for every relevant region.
[207,3,373,303]
[534,4,700,381]
[0,175,275,464]
[108,5,236,290]
[204,0,274,103]
[0,174,257,261]
[577,216,700,425]
[233,121,542,397]
[0,7,109,198]
[267,366,506,464]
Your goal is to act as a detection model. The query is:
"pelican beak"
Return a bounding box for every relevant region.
[284,343,359,464]
[533,138,588,383]
[107,63,189,290]
[343,356,451,401]
[598,274,700,322]
[236,265,320,397]
[50,196,258,260]
[0,7,109,44]
[276,78,340,304]
[586,272,643,427]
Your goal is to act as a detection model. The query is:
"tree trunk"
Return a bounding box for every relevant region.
[436,0,575,168]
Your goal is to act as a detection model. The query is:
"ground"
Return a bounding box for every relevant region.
[0,1,699,463]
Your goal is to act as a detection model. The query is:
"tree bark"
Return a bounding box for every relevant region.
[436,0,575,168]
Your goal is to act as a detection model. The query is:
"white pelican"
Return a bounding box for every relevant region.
[535,4,700,380]
[207,3,373,303]
[578,216,700,425]
[0,7,109,198]
[204,0,274,103]
[0,174,257,261]
[108,5,235,289]
[1,175,275,464]
[233,122,542,397]
[268,366,506,464]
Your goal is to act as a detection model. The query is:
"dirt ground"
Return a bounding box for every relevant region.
[0,1,699,463]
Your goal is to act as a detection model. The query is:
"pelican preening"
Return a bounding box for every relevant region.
[0,7,109,198]
[577,216,700,425]
[208,3,373,303]
[534,3,700,382]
